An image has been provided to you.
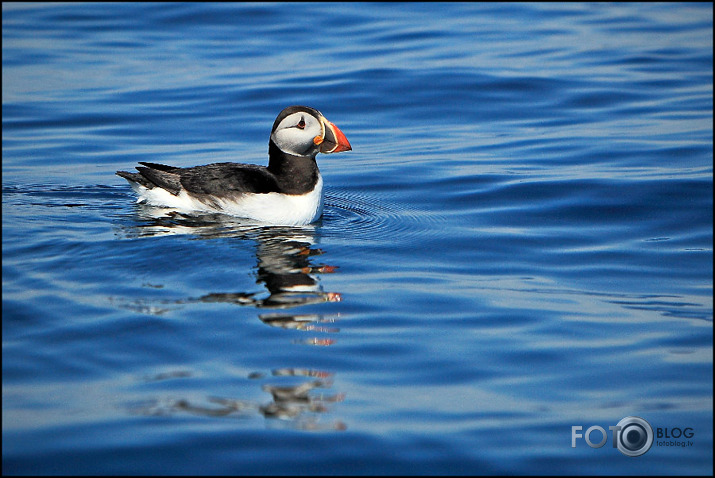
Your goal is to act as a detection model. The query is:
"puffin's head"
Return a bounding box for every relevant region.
[270,106,352,158]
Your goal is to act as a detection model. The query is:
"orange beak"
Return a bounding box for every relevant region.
[318,117,352,154]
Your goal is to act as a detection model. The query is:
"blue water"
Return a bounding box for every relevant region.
[2,2,712,475]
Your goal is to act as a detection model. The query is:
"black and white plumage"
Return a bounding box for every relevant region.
[116,106,352,226]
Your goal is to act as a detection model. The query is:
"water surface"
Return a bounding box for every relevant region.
[3,2,712,475]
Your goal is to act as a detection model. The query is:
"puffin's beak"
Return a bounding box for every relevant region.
[316,116,352,154]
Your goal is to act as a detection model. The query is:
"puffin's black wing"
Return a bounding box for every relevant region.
[116,162,183,194]
[135,162,182,195]
[116,170,153,189]
[177,163,280,196]
[117,162,281,197]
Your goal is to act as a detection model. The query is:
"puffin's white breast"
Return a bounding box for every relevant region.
[130,174,323,226]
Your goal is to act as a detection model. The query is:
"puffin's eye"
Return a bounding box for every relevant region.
[296,118,306,129]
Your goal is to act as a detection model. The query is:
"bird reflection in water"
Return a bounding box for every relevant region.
[198,224,341,309]
[120,208,341,310]
[118,208,345,430]
[132,368,346,431]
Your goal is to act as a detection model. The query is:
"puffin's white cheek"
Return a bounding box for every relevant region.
[272,129,303,155]
[272,125,322,156]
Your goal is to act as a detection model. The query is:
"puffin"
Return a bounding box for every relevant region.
[116,105,351,226]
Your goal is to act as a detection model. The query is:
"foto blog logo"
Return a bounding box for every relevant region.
[572,416,654,457]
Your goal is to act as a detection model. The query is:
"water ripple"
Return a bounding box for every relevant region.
[324,188,445,245]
